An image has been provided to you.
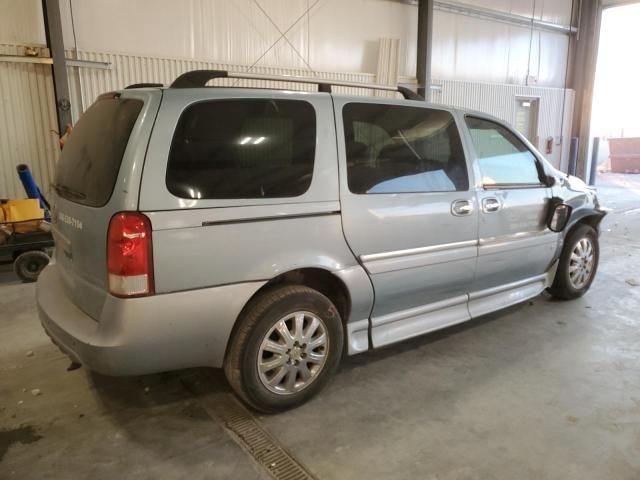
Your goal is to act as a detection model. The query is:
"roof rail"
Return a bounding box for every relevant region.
[169,69,423,100]
[125,82,164,89]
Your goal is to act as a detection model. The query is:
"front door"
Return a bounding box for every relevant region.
[335,99,478,348]
[463,115,558,317]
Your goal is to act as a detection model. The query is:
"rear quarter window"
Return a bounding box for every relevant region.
[166,99,316,199]
[55,96,143,207]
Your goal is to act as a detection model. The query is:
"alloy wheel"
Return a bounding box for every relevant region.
[257,311,329,395]
[568,237,595,289]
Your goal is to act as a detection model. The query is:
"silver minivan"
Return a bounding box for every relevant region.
[37,70,606,412]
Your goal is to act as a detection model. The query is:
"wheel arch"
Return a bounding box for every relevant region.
[262,268,353,324]
[566,210,606,237]
[224,266,367,361]
[548,216,600,300]
[554,211,603,275]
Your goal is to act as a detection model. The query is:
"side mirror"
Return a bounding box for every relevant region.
[547,201,572,232]
[545,175,557,187]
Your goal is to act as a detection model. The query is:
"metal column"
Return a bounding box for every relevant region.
[42,0,72,133]
[416,0,434,101]
[589,137,600,186]
[568,0,603,180]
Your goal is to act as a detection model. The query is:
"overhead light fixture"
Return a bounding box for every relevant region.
[253,136,266,145]
[239,137,252,145]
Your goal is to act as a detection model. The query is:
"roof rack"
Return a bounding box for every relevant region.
[125,82,163,89]
[169,69,423,101]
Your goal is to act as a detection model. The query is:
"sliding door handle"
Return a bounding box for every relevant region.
[451,199,473,216]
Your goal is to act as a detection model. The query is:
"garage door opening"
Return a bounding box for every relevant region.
[590,2,640,187]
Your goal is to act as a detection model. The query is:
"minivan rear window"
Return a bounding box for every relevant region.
[55,96,143,207]
[166,99,316,199]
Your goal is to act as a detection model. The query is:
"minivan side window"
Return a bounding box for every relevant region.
[465,116,543,187]
[167,99,316,199]
[343,103,469,194]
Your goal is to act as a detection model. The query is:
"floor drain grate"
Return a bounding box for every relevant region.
[182,374,317,480]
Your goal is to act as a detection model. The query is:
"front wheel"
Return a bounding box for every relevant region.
[548,224,599,300]
[224,285,343,413]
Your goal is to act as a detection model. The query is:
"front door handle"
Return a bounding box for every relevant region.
[451,199,473,216]
[482,197,501,213]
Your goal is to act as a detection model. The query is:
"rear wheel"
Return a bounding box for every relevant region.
[224,285,343,413]
[13,250,50,282]
[548,224,599,300]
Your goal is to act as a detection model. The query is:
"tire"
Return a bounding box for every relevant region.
[548,224,599,300]
[224,285,343,413]
[13,250,50,283]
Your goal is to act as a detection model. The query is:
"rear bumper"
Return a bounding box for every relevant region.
[37,263,265,375]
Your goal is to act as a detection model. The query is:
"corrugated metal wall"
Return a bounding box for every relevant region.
[0,44,59,199]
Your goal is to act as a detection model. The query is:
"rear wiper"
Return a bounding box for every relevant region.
[52,183,87,200]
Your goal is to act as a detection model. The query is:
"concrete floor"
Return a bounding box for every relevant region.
[1,172,639,479]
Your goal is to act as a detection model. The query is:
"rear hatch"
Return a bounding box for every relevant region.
[51,89,161,320]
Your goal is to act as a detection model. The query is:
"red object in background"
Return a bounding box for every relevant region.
[609,137,640,173]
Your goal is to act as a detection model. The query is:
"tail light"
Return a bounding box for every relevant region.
[107,212,154,297]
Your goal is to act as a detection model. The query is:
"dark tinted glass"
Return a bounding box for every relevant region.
[465,116,542,186]
[343,103,468,194]
[167,99,316,199]
[55,97,142,207]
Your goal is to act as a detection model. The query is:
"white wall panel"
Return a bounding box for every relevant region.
[432,11,515,84]
[55,0,573,87]
[0,0,45,46]
[432,9,570,87]
[58,0,417,76]
[376,37,400,99]
[0,44,59,199]
[309,0,416,75]
[535,31,570,87]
